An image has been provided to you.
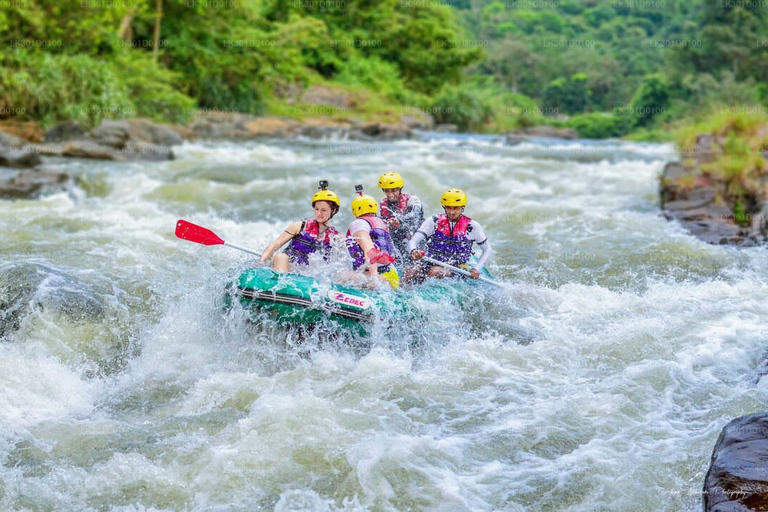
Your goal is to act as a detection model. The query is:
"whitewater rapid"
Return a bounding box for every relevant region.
[2,133,767,511]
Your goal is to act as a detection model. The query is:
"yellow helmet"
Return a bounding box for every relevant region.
[441,188,467,207]
[378,171,404,190]
[311,181,340,208]
[351,194,378,217]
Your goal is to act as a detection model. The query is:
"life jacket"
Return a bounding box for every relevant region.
[284,219,337,265]
[346,216,396,271]
[426,214,474,265]
[380,193,410,220]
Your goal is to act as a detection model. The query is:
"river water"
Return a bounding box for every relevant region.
[2,133,768,511]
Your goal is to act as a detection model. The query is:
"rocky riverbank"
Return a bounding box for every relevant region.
[661,124,768,510]
[1,112,584,200]
[0,114,431,199]
[660,131,768,245]
[703,413,768,512]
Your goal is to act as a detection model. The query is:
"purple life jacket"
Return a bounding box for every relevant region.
[346,216,395,270]
[426,214,473,265]
[284,219,338,265]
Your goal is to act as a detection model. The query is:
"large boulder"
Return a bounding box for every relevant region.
[660,140,768,245]
[0,263,104,337]
[90,118,183,148]
[0,147,42,168]
[44,120,87,143]
[184,112,416,141]
[0,166,70,199]
[400,111,435,131]
[299,117,355,139]
[434,124,458,133]
[703,413,768,511]
[352,122,412,141]
[0,262,132,376]
[121,140,174,161]
[51,118,183,161]
[61,140,123,160]
[0,131,26,149]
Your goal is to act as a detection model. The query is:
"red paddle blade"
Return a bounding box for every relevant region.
[175,220,225,246]
[367,248,396,266]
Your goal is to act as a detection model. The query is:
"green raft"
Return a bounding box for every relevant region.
[224,262,495,336]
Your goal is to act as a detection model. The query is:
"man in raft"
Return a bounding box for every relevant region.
[259,181,340,272]
[346,185,400,289]
[405,188,493,282]
[377,171,423,263]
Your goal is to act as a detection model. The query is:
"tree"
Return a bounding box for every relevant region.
[482,38,542,93]
[628,73,670,128]
[542,74,590,115]
[679,1,768,82]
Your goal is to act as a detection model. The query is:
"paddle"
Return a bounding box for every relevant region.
[421,255,503,288]
[175,219,261,257]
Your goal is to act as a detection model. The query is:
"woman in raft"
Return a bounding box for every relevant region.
[259,181,341,271]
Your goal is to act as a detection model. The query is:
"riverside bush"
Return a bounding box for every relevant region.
[431,87,492,132]
[0,49,195,126]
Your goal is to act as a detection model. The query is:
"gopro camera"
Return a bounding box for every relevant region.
[355,184,364,194]
[318,180,329,190]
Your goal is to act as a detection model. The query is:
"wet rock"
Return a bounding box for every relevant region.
[0,166,70,199]
[0,131,26,149]
[121,140,174,161]
[61,140,123,160]
[0,263,104,338]
[299,117,355,139]
[352,122,412,141]
[0,262,132,376]
[185,113,417,141]
[400,112,434,131]
[703,413,768,511]
[90,118,182,148]
[435,124,458,133]
[506,126,579,141]
[31,143,65,157]
[660,143,768,245]
[0,147,41,168]
[44,120,86,143]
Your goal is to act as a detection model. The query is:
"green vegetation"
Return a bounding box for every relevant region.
[1,0,768,139]
[456,0,768,137]
[674,111,768,211]
[0,0,478,128]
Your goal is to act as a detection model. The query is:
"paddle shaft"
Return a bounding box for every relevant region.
[422,256,502,287]
[224,241,261,257]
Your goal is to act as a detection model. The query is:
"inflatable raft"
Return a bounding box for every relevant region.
[224,262,495,335]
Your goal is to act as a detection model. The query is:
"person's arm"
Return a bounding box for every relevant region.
[352,230,378,276]
[468,221,493,272]
[407,217,436,259]
[398,195,423,228]
[259,221,302,262]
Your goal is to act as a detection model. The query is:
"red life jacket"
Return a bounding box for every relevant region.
[380,193,410,220]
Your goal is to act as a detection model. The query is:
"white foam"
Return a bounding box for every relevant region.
[0,347,95,427]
